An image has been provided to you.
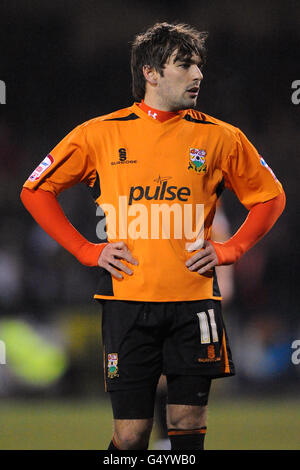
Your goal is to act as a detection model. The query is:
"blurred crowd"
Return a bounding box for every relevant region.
[0,1,299,398]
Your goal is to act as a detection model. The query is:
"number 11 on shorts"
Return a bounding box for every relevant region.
[197,309,219,344]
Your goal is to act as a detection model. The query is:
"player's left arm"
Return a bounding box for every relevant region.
[186,191,286,274]
[186,127,286,275]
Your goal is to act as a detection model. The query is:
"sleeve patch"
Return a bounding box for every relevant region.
[28,154,54,182]
[260,156,278,181]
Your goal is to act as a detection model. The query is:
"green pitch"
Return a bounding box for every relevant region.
[0,399,299,450]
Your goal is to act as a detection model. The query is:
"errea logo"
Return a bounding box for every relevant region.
[111,148,137,166]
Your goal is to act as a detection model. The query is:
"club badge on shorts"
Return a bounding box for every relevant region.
[188,148,207,173]
[107,353,119,379]
[207,344,216,360]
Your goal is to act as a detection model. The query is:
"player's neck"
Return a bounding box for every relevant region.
[138,99,179,122]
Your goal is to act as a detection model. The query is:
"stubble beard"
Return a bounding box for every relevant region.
[157,86,198,112]
[172,87,199,111]
[172,95,198,111]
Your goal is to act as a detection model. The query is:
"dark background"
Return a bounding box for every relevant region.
[0,0,299,401]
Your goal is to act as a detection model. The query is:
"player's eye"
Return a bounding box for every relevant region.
[179,63,190,69]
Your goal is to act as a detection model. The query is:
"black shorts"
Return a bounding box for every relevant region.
[100,299,235,392]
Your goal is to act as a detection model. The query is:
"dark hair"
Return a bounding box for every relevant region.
[131,22,208,101]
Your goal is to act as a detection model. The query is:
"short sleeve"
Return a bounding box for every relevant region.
[23,125,96,195]
[222,129,283,210]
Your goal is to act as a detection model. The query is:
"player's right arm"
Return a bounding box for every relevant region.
[21,124,137,277]
[20,187,107,266]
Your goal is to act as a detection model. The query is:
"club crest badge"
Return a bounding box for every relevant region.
[188,149,207,173]
[207,344,215,360]
[107,353,119,379]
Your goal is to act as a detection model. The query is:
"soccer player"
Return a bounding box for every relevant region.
[21,22,285,450]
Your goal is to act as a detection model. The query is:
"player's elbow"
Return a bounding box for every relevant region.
[279,190,286,215]
[20,187,28,205]
[20,187,32,207]
[272,190,286,219]
[20,187,40,213]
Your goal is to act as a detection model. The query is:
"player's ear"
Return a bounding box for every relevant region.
[142,65,159,85]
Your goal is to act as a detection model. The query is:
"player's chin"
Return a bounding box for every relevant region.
[181,96,198,109]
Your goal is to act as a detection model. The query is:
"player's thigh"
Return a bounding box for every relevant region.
[101,300,163,392]
[109,385,158,420]
[163,299,235,379]
[109,387,156,447]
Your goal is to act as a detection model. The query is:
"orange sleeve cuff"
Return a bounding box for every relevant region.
[209,191,286,265]
[20,187,108,266]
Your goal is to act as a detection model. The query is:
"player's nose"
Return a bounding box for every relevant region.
[191,64,203,81]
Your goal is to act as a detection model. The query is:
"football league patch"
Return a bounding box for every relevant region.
[107,353,119,379]
[28,154,54,182]
[260,156,278,181]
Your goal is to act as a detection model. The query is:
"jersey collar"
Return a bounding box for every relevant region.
[138,100,179,122]
[131,102,187,125]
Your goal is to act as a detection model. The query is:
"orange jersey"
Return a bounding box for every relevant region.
[23,103,283,302]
